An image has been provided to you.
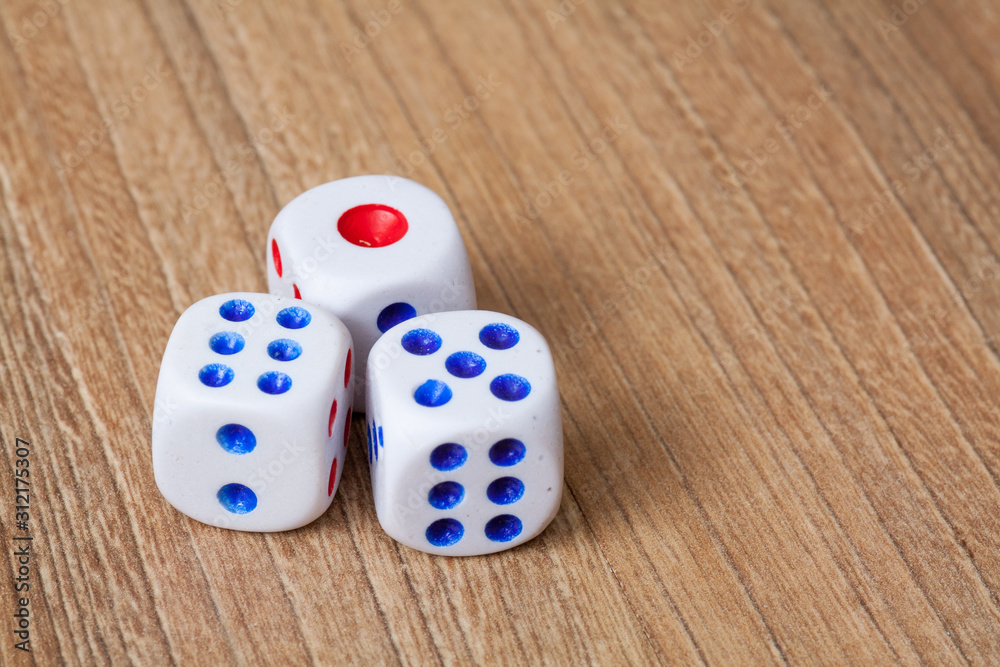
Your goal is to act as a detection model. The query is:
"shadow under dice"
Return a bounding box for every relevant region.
[266,175,476,411]
[366,310,563,556]
[151,293,354,532]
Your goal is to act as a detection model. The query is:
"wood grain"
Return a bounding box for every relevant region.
[1,0,999,663]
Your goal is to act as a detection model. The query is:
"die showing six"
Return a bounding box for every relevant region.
[366,310,563,556]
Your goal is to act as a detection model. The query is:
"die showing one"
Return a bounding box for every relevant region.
[266,176,477,411]
[366,310,563,556]
[151,293,354,532]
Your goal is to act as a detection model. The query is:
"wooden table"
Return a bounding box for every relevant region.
[2,0,999,663]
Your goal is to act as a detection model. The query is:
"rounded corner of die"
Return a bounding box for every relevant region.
[370,505,405,544]
[264,214,282,240]
[152,476,191,520]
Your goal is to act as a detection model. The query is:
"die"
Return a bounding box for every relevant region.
[365,310,563,556]
[151,292,354,532]
[266,175,477,411]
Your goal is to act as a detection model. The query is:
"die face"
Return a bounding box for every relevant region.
[152,293,353,532]
[266,176,476,410]
[366,310,563,556]
[153,404,338,532]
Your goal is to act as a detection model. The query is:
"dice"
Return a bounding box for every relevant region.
[365,310,563,556]
[151,293,354,532]
[266,175,477,410]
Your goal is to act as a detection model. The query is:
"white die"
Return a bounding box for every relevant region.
[266,175,477,410]
[365,310,563,556]
[151,293,354,532]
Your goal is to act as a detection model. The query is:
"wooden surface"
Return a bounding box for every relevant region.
[2,0,1000,663]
